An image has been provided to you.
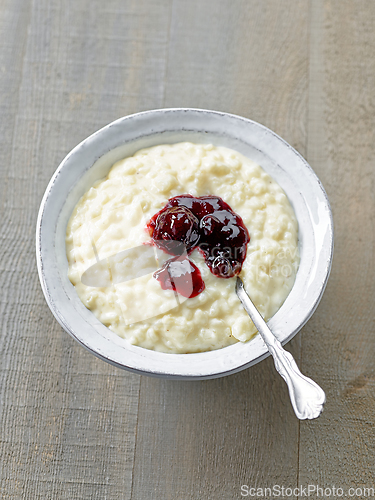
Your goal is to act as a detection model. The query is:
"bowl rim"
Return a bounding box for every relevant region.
[36,108,334,379]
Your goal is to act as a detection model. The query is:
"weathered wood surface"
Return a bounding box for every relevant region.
[0,0,374,498]
[300,0,375,490]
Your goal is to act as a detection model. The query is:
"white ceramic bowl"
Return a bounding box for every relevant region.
[36,108,333,380]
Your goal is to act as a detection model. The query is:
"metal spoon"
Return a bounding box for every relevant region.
[236,277,326,420]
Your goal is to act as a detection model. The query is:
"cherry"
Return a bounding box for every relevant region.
[154,256,205,298]
[148,206,200,254]
[148,194,250,297]
[205,254,242,278]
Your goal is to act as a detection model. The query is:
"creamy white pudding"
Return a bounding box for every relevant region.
[66,143,299,353]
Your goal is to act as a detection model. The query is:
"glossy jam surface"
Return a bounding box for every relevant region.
[147,194,250,297]
[154,255,205,298]
[151,205,200,254]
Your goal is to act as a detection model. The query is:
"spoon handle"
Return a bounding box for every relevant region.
[236,277,326,420]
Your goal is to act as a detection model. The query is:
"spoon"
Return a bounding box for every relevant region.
[236,277,326,420]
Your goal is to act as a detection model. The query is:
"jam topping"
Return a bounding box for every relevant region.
[147,194,250,298]
[154,256,205,299]
[151,206,200,254]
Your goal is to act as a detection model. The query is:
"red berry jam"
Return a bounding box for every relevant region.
[154,255,205,298]
[147,194,250,298]
[150,205,200,254]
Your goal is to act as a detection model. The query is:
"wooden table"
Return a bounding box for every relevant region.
[1,0,374,498]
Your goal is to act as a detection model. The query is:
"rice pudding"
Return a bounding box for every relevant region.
[66,143,299,353]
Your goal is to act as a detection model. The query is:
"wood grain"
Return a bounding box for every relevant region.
[164,0,309,154]
[1,0,375,497]
[0,0,172,498]
[299,0,375,489]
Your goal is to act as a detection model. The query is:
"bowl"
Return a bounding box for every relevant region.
[36,108,333,380]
